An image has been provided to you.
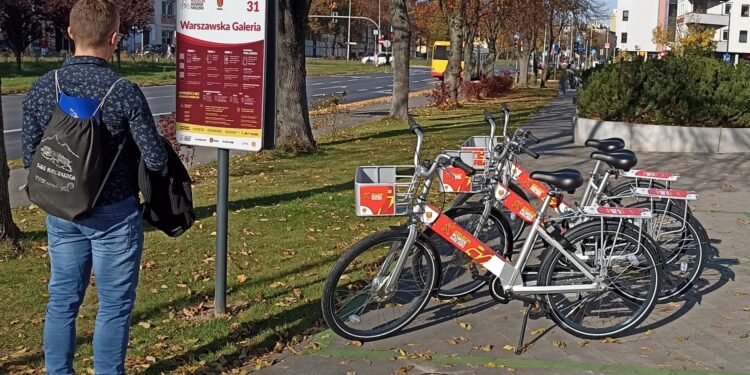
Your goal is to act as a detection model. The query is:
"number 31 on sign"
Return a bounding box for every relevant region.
[247,1,260,12]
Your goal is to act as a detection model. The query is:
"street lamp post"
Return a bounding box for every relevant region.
[346,0,352,60]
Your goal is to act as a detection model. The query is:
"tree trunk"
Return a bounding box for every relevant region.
[277,0,316,153]
[483,31,498,77]
[389,0,411,120]
[462,30,475,82]
[15,52,22,72]
[0,77,20,249]
[440,0,466,106]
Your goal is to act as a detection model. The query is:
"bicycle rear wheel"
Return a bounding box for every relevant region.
[538,220,661,339]
[321,230,438,341]
[627,200,709,301]
[427,205,512,298]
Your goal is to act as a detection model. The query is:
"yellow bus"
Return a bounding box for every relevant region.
[431,41,489,80]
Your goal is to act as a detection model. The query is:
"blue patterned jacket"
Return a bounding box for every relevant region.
[22,56,168,206]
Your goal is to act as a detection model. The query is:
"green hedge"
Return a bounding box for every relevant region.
[576,57,750,128]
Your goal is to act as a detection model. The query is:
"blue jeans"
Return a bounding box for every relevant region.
[43,197,143,375]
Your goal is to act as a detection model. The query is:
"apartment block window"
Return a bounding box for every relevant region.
[740,30,748,43]
[743,5,750,17]
[162,0,175,15]
[725,3,732,14]
[621,32,628,43]
[622,10,629,21]
[723,29,729,41]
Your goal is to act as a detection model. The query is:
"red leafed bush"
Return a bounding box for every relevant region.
[428,82,453,108]
[156,112,196,168]
[460,81,485,102]
[481,71,514,98]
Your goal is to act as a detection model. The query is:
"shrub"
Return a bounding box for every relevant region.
[576,56,750,128]
[460,80,484,102]
[156,113,196,167]
[428,82,453,108]
[481,71,514,98]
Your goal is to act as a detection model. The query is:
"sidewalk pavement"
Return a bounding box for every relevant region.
[6,96,430,209]
[256,92,750,375]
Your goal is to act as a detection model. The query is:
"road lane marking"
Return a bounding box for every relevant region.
[4,129,21,134]
[356,89,368,92]
[145,95,174,100]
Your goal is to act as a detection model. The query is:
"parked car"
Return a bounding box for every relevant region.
[361,52,391,65]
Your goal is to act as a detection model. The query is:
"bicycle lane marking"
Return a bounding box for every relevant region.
[301,330,750,375]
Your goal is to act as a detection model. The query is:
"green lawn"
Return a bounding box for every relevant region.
[0,57,176,94]
[0,88,556,374]
[305,58,392,76]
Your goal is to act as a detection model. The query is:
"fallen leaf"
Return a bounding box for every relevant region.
[641,346,654,352]
[601,337,622,344]
[740,332,749,339]
[472,344,493,352]
[145,355,156,363]
[458,321,473,331]
[578,340,589,347]
[347,340,363,347]
[293,288,303,299]
[485,362,504,368]
[269,281,287,289]
[394,365,414,375]
[552,340,567,348]
[643,330,654,336]
[236,274,247,284]
[676,336,689,343]
[531,327,546,335]
[346,372,356,375]
[137,322,152,329]
[502,344,515,351]
[742,307,750,312]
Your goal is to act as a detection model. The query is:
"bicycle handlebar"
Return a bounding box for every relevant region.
[484,111,498,150]
[521,145,540,159]
[450,157,477,176]
[501,104,510,140]
[524,130,540,144]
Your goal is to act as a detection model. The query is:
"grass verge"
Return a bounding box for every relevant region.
[0,58,176,94]
[0,87,557,374]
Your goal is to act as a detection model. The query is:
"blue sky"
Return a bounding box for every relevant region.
[607,0,617,12]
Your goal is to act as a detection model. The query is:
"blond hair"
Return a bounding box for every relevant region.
[69,0,120,49]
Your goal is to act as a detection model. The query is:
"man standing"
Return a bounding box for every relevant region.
[22,1,167,373]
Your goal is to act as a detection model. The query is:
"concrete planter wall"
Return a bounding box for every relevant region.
[573,117,750,153]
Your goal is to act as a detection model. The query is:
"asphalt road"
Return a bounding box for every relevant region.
[1,67,441,160]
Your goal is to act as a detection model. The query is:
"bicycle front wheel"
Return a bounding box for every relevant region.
[321,230,438,341]
[538,220,661,339]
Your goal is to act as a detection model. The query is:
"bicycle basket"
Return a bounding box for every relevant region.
[438,150,485,194]
[461,136,500,169]
[354,166,416,217]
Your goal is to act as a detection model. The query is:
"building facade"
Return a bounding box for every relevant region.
[676,0,750,62]
[615,0,678,58]
[124,0,177,53]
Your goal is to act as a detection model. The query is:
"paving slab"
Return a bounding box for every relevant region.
[257,92,750,375]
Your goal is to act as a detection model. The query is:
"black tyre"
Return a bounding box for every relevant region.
[538,220,661,339]
[627,200,709,301]
[321,230,438,341]
[427,205,513,298]
[450,181,528,242]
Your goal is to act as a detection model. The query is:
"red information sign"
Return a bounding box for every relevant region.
[176,0,267,151]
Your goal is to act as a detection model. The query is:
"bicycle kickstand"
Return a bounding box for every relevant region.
[515,303,533,355]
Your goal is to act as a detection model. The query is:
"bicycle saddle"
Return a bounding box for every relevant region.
[585,137,625,152]
[590,150,637,171]
[530,169,584,194]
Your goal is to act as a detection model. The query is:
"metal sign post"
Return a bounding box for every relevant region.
[176,0,276,314]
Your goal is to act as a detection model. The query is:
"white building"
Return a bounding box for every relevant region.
[123,0,176,53]
[677,0,750,62]
[615,0,678,58]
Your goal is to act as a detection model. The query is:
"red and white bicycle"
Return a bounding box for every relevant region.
[321,120,662,347]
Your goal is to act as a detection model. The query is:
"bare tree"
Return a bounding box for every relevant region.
[390,0,411,120]
[438,0,466,105]
[0,0,43,72]
[277,0,317,153]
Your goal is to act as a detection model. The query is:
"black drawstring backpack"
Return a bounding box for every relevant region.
[27,70,125,221]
